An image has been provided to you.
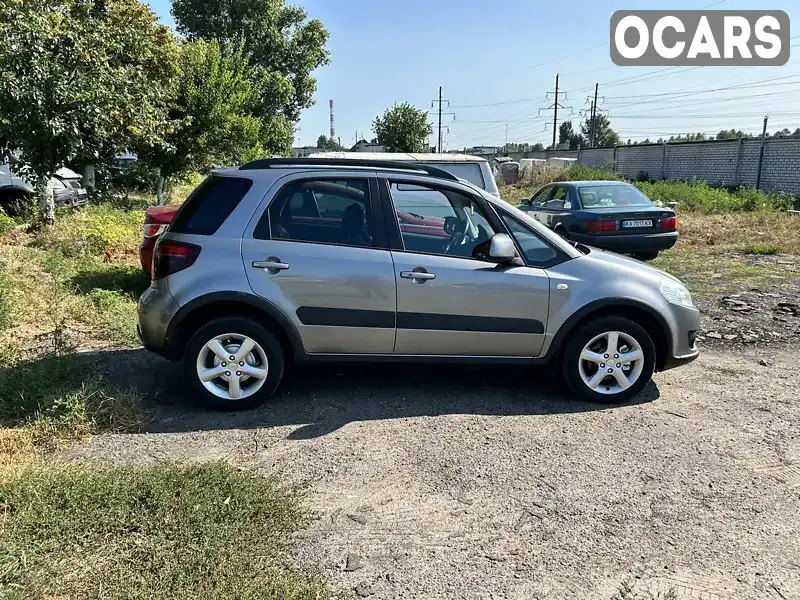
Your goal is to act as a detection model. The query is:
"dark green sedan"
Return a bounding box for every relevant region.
[518,180,677,260]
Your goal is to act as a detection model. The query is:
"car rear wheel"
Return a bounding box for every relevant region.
[633,251,659,261]
[185,316,284,410]
[562,316,655,403]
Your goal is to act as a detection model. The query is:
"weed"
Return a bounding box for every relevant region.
[612,580,677,600]
[0,268,11,333]
[0,462,328,599]
[741,243,779,255]
[0,206,15,234]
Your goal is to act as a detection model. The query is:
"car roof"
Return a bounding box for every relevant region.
[569,180,631,187]
[309,152,489,163]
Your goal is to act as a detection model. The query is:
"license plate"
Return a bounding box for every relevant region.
[622,219,652,228]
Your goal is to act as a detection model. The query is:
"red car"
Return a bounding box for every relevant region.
[139,200,449,276]
[140,204,180,275]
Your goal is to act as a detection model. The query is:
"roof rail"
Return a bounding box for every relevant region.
[238,157,460,182]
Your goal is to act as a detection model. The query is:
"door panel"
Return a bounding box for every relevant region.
[243,240,396,354]
[392,252,550,356]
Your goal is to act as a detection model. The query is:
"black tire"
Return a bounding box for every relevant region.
[561,315,656,404]
[184,316,285,410]
[554,227,569,240]
[633,251,659,261]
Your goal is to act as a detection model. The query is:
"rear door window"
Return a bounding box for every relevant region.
[257,179,374,247]
[169,176,253,236]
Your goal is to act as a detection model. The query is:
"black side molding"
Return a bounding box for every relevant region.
[296,307,395,329]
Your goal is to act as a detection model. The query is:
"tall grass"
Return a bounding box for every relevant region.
[0,463,328,599]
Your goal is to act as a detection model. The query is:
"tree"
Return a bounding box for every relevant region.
[316,135,343,151]
[171,0,329,125]
[137,40,268,205]
[558,121,584,150]
[716,129,749,140]
[372,103,431,153]
[0,0,178,223]
[581,114,621,148]
[669,132,708,142]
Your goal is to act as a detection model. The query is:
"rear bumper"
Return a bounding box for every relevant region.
[570,231,678,253]
[138,284,181,361]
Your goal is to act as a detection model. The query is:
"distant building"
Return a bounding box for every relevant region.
[351,139,385,152]
[293,146,323,157]
[465,145,502,155]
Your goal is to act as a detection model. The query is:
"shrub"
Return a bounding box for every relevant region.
[0,206,16,234]
[562,164,619,181]
[33,205,144,257]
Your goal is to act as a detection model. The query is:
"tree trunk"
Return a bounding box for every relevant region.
[156,174,167,206]
[37,174,54,226]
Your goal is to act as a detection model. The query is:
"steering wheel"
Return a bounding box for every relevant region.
[444,218,469,255]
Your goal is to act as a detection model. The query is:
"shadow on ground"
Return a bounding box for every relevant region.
[6,348,661,439]
[70,266,150,297]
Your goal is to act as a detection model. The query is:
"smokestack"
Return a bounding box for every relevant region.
[329,100,335,139]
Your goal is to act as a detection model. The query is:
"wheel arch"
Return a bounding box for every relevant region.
[164,291,305,364]
[546,298,671,371]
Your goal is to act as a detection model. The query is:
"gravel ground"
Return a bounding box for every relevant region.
[69,346,800,600]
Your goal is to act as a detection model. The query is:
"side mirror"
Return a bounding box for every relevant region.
[488,233,516,262]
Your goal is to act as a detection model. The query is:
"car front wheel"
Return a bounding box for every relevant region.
[185,316,285,410]
[562,316,655,403]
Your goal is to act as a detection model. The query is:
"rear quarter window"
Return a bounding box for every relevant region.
[169,176,253,236]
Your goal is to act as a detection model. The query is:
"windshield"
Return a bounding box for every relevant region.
[422,162,485,189]
[578,184,652,208]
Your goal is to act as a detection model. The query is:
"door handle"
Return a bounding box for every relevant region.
[252,260,290,271]
[400,270,435,280]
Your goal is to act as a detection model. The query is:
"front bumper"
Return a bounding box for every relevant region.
[570,231,678,253]
[660,302,701,371]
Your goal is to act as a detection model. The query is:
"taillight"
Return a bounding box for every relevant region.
[587,219,617,232]
[144,223,167,238]
[659,216,678,229]
[152,240,201,279]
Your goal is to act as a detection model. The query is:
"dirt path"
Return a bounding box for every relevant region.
[70,347,800,599]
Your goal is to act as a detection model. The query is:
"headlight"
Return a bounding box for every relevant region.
[660,278,694,308]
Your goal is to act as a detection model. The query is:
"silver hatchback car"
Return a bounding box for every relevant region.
[138,158,699,410]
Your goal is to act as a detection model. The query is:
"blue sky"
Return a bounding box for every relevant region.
[146,0,800,149]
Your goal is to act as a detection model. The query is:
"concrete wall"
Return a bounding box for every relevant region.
[472,136,800,193]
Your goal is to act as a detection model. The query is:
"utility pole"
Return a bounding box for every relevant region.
[590,83,599,148]
[438,86,443,153]
[505,124,509,153]
[430,88,454,153]
[539,74,569,150]
[756,115,769,190]
[552,74,559,150]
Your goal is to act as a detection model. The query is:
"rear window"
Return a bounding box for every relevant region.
[578,184,652,208]
[423,162,485,188]
[169,176,252,236]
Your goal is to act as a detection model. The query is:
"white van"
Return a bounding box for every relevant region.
[309,152,501,197]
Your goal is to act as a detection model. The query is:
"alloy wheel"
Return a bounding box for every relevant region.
[577,330,645,395]
[195,333,269,400]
